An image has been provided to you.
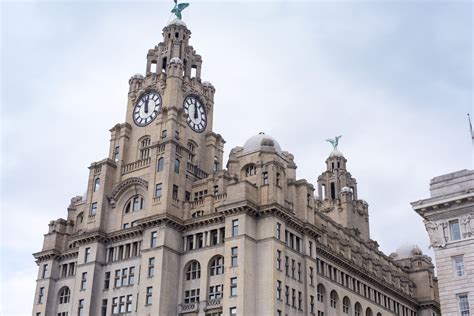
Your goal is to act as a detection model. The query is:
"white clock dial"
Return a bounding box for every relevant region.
[183,96,207,133]
[133,91,162,126]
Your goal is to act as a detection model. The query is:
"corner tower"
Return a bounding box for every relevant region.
[317,148,370,240]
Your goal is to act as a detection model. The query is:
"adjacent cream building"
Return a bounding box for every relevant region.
[412,169,474,316]
[33,17,440,316]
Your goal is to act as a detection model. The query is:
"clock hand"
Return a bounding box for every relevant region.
[144,98,149,114]
[194,104,198,119]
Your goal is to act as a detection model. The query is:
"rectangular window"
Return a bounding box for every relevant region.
[112,297,118,314]
[129,267,135,285]
[285,286,289,305]
[90,202,97,215]
[38,287,45,304]
[285,256,289,276]
[309,241,313,257]
[119,296,125,313]
[101,299,107,316]
[276,250,281,270]
[148,257,155,277]
[121,268,128,286]
[84,247,91,263]
[276,280,282,300]
[453,256,465,277]
[231,247,238,267]
[263,171,269,185]
[230,277,238,296]
[450,220,462,241]
[276,222,281,239]
[161,129,167,138]
[298,262,302,281]
[104,271,110,289]
[172,185,179,200]
[126,295,133,312]
[298,291,302,310]
[78,299,84,316]
[146,287,153,305]
[150,231,157,248]
[114,269,120,288]
[41,264,48,279]
[292,288,296,307]
[232,219,239,237]
[458,293,470,316]
[155,183,162,198]
[291,259,295,278]
[208,285,223,300]
[113,146,119,162]
[184,289,200,303]
[310,267,314,285]
[80,272,87,290]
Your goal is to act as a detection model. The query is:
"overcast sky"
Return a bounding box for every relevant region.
[1,0,472,314]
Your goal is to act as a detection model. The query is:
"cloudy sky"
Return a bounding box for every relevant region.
[1,0,472,314]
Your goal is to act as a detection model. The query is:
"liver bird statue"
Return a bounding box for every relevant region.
[326,135,342,150]
[171,0,190,20]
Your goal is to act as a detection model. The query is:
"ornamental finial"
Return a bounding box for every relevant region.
[326,135,342,150]
[171,0,190,20]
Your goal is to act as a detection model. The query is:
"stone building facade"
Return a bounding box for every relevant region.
[412,169,474,316]
[32,17,440,316]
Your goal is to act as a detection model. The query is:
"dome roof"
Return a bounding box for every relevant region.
[202,81,214,88]
[167,19,187,27]
[243,132,282,154]
[329,149,344,158]
[169,57,183,65]
[391,244,423,260]
[130,73,144,80]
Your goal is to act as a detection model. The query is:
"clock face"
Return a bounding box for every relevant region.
[133,91,162,126]
[183,96,207,133]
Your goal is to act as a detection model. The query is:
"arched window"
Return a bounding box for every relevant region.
[244,164,256,177]
[330,290,338,308]
[93,178,100,192]
[366,307,373,316]
[342,296,351,314]
[76,212,84,224]
[355,302,362,316]
[209,256,224,276]
[157,157,164,172]
[317,284,325,302]
[58,286,70,304]
[124,195,145,214]
[376,313,382,316]
[174,159,180,174]
[185,260,201,280]
[140,137,151,159]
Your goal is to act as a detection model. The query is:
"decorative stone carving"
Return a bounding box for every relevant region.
[424,220,446,248]
[461,214,474,237]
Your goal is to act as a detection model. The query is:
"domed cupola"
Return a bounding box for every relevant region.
[242,132,282,154]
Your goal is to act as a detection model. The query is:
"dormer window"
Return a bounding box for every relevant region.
[245,165,256,177]
[124,195,145,213]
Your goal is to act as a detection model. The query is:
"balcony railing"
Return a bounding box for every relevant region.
[205,298,222,310]
[121,157,151,174]
[186,161,208,180]
[179,302,199,314]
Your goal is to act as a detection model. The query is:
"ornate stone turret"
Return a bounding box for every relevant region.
[317,148,370,240]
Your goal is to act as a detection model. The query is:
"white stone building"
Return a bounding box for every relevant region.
[32,16,440,316]
[412,169,474,316]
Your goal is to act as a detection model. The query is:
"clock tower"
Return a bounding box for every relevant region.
[108,18,225,223]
